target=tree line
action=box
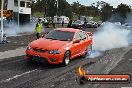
[32,0,131,23]
[0,0,131,23]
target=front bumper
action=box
[25,50,64,64]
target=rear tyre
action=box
[62,51,71,66]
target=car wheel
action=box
[62,51,71,66]
[82,44,92,58]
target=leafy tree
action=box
[114,3,131,18]
[63,7,72,18]
[46,0,58,17]
[71,1,81,16]
[111,3,131,23]
[100,3,114,21]
[44,0,71,17]
[58,0,70,15]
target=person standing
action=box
[35,19,43,39]
[52,20,55,28]
[62,20,64,27]
[67,20,72,28]
[82,22,87,31]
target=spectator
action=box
[35,18,43,39]
[52,21,55,28]
[82,22,87,31]
[62,20,64,27]
[67,20,72,28]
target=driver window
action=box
[80,32,88,40]
[74,32,81,41]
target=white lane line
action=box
[0,69,37,83]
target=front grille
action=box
[31,56,48,63]
[33,48,48,52]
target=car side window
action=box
[80,32,88,40]
[74,32,81,41]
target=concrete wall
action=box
[7,0,14,10]
[19,7,31,14]
[7,0,31,25]
[7,0,31,14]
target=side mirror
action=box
[74,39,81,43]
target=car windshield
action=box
[73,21,81,24]
[123,23,131,26]
[45,30,74,41]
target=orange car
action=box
[25,28,92,66]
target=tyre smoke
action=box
[3,23,36,37]
[88,22,131,58]
[93,22,131,51]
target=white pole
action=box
[1,0,4,42]
[57,0,58,9]
[18,0,20,27]
[56,0,58,27]
[56,0,58,16]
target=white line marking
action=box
[0,69,37,83]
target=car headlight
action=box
[49,50,61,54]
[27,46,32,50]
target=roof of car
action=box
[55,28,81,33]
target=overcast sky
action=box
[66,0,132,8]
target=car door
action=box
[70,32,82,58]
[79,31,90,53]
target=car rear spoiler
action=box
[87,32,93,36]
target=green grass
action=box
[93,16,101,22]
[32,12,44,18]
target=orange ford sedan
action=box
[25,28,92,66]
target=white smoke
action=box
[87,51,103,58]
[3,23,36,37]
[93,22,131,51]
[125,12,132,23]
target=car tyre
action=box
[82,44,92,58]
[62,51,71,66]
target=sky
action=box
[66,0,132,8]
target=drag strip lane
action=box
[1,69,38,83]
[0,46,131,88]
[0,54,98,88]
[89,46,132,88]
[39,46,132,88]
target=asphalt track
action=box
[0,46,132,88]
